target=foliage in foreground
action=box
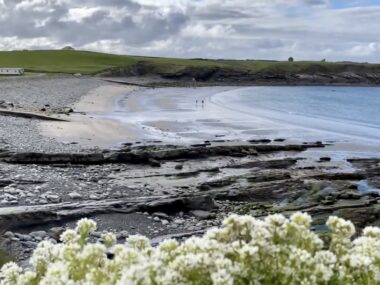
[1,213,380,285]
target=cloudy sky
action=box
[0,0,380,61]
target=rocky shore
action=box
[0,76,103,153]
[1,76,380,265]
[1,141,380,264]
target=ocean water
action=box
[212,86,380,144]
[96,85,380,158]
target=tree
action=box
[62,46,75,51]
[288,57,294,62]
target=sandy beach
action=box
[41,84,141,148]
[41,84,380,159]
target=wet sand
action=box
[41,85,141,148]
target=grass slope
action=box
[0,50,379,76]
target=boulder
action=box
[48,227,65,241]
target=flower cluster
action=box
[1,213,380,285]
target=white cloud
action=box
[0,0,379,62]
[61,7,101,23]
[0,36,59,50]
[348,43,380,57]
[181,24,235,39]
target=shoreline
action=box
[39,83,380,159]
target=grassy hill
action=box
[0,50,138,74]
[0,50,234,75]
[1,50,380,83]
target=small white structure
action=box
[0,68,25,76]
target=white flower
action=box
[102,232,117,248]
[0,262,22,284]
[40,262,74,285]
[327,216,356,238]
[290,212,312,228]
[1,213,380,285]
[126,235,151,251]
[60,229,78,244]
[76,218,97,237]
[348,253,372,268]
[363,226,380,239]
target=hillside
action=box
[1,50,380,85]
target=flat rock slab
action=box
[0,110,67,122]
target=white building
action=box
[0,68,25,75]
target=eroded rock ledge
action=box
[0,143,324,165]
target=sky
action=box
[0,0,380,62]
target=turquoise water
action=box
[224,86,380,128]
[97,85,380,157]
[213,86,380,143]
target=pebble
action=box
[68,192,82,199]
[190,210,214,220]
[89,195,100,200]
[46,194,61,203]
[152,212,170,219]
[4,231,14,238]
[174,219,185,225]
[30,231,48,240]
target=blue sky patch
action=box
[331,0,380,9]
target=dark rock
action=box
[312,172,366,181]
[319,157,331,162]
[48,227,65,241]
[2,144,324,166]
[248,139,271,144]
[141,195,216,214]
[199,176,238,190]
[246,172,291,183]
[227,158,298,170]
[175,164,183,170]
[3,153,105,165]
[334,207,380,229]
[339,192,363,200]
[314,187,337,202]
[184,195,217,211]
[148,158,161,167]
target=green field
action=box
[0,50,379,76]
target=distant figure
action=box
[202,100,205,108]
